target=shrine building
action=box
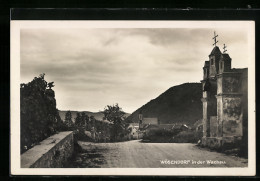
[201,32,248,151]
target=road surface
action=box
[66,140,248,168]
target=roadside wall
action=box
[21,131,74,168]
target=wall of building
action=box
[208,80,218,116]
[222,96,243,137]
[131,127,139,139]
[217,73,243,137]
[21,131,74,168]
[202,101,208,137]
[223,75,241,93]
[216,96,223,137]
[209,56,217,77]
[241,69,248,152]
[217,76,223,95]
[210,116,218,137]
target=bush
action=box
[20,74,62,153]
[170,130,198,143]
[143,128,178,142]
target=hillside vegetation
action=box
[59,110,130,122]
[126,83,202,126]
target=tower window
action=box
[210,58,214,66]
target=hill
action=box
[59,110,130,122]
[126,83,202,126]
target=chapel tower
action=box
[201,32,247,150]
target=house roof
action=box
[129,123,139,127]
[100,119,113,124]
[143,118,158,125]
[143,124,175,131]
[145,124,159,129]
[157,124,175,130]
[128,123,139,130]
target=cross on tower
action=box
[212,31,218,47]
[223,44,227,53]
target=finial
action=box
[223,44,227,53]
[212,31,218,47]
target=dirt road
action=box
[67,140,248,168]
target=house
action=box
[139,117,159,129]
[128,123,140,139]
[200,32,248,150]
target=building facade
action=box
[139,115,159,129]
[128,123,140,139]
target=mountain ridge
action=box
[126,82,202,126]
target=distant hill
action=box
[59,110,130,122]
[126,83,202,126]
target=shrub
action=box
[143,128,178,142]
[170,130,198,143]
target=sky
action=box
[20,28,250,113]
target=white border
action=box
[10,21,256,176]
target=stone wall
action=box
[21,131,74,168]
[201,136,242,150]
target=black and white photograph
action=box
[10,21,255,176]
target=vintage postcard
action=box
[11,21,255,176]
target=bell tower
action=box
[201,31,219,138]
[209,31,222,77]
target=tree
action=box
[20,73,60,153]
[103,104,126,141]
[74,112,87,129]
[74,112,89,141]
[80,112,88,129]
[74,112,81,127]
[64,110,73,129]
[89,115,95,128]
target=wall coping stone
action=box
[21,131,73,168]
